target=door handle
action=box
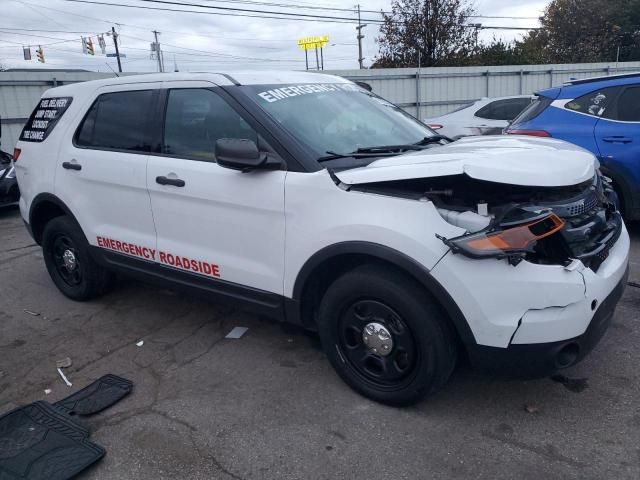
[602,136,632,144]
[62,161,81,171]
[156,175,185,187]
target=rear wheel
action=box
[318,264,457,406]
[42,216,113,300]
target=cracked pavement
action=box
[1,206,639,479]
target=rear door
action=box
[595,85,640,211]
[146,82,286,295]
[56,84,160,261]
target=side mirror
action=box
[215,138,280,172]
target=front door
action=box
[146,85,286,294]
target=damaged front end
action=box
[354,171,622,273]
[432,173,622,272]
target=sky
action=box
[0,0,548,72]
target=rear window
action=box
[75,90,154,151]
[20,97,72,142]
[475,98,532,121]
[510,95,553,125]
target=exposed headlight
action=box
[6,167,16,178]
[439,213,565,259]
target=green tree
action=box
[372,0,478,68]
[518,0,640,63]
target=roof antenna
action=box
[105,62,120,77]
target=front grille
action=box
[566,192,598,217]
[535,181,621,272]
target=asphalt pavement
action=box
[1,205,639,480]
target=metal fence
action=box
[2,61,640,149]
[329,61,640,119]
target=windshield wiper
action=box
[415,134,453,145]
[353,135,453,155]
[317,150,400,162]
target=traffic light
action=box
[86,37,95,55]
[36,46,44,63]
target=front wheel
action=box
[318,264,457,406]
[42,216,113,300]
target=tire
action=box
[318,264,457,406]
[42,216,113,300]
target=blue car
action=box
[506,73,640,219]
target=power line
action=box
[145,0,541,18]
[59,0,540,29]
[15,0,293,42]
[0,27,98,34]
[60,0,373,23]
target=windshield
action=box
[243,83,436,159]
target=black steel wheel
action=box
[51,234,83,287]
[318,264,457,406]
[42,216,113,300]
[338,299,418,390]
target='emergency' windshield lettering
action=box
[257,83,359,103]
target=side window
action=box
[163,88,258,162]
[76,90,154,151]
[605,86,640,122]
[475,98,531,121]
[565,87,619,117]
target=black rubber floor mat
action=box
[0,401,105,480]
[54,374,133,416]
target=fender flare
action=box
[28,192,81,243]
[290,241,476,345]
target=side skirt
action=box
[89,246,287,320]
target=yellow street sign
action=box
[297,35,329,50]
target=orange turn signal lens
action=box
[450,213,565,258]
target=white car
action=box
[424,95,533,139]
[14,72,629,406]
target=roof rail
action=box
[564,72,640,86]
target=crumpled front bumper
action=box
[466,264,628,377]
[430,222,630,375]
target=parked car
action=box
[506,73,640,219]
[0,120,19,207]
[424,95,533,138]
[14,72,629,406]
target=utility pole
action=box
[152,30,164,73]
[111,26,122,73]
[356,4,367,69]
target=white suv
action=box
[14,71,629,405]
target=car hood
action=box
[334,135,596,187]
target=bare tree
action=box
[373,0,477,68]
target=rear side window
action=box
[163,88,258,162]
[603,86,640,122]
[76,90,153,151]
[564,87,619,117]
[475,98,532,121]
[20,97,72,142]
[510,95,553,125]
